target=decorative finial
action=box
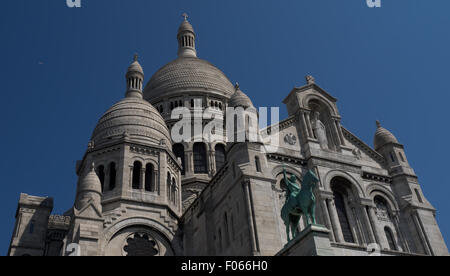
[376,120,381,128]
[235,82,240,91]
[133,54,138,62]
[90,162,96,171]
[306,75,315,85]
[182,13,189,22]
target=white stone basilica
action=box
[8,17,449,256]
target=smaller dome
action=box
[229,83,254,108]
[79,163,102,195]
[127,55,144,75]
[91,97,171,147]
[374,121,399,150]
[75,163,102,211]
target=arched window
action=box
[193,143,207,174]
[390,152,396,163]
[374,196,391,221]
[132,161,142,190]
[171,177,177,204]
[415,189,423,203]
[145,164,154,192]
[109,163,116,191]
[215,144,226,171]
[255,156,261,172]
[97,165,105,192]
[173,144,185,175]
[384,227,397,251]
[333,190,355,243]
[167,172,171,200]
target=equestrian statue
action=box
[280,167,320,242]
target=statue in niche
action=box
[312,111,328,150]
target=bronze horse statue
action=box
[281,167,319,242]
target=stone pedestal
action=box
[276,224,334,256]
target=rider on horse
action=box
[281,166,319,243]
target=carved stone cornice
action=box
[362,171,392,184]
[266,153,307,167]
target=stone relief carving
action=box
[284,133,297,145]
[375,201,391,222]
[352,148,362,160]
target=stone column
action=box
[209,149,216,175]
[242,180,259,255]
[361,205,377,244]
[335,119,346,146]
[140,168,145,191]
[350,205,366,245]
[184,151,190,174]
[332,119,343,148]
[129,166,133,189]
[154,170,159,194]
[321,199,335,242]
[300,111,310,139]
[367,206,382,244]
[392,212,409,253]
[412,211,432,255]
[345,200,360,244]
[327,199,344,243]
[304,112,314,139]
[185,150,194,174]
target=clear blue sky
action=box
[0,0,449,254]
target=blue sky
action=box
[0,0,449,254]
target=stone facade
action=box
[8,17,449,256]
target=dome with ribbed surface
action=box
[143,57,235,101]
[127,60,143,74]
[91,97,171,147]
[374,121,399,150]
[229,84,254,108]
[75,163,102,211]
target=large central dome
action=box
[144,57,235,101]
